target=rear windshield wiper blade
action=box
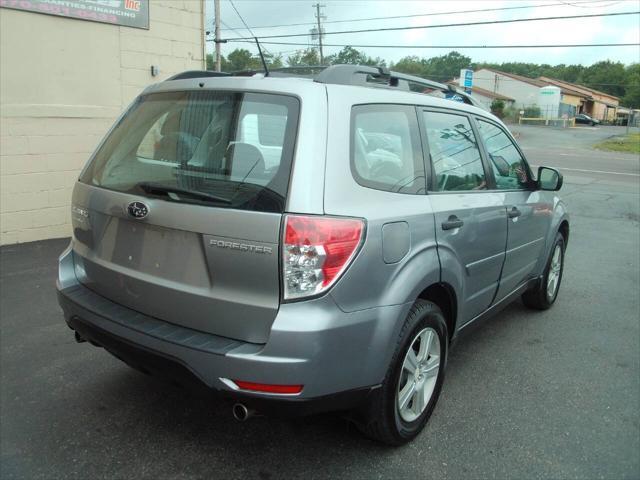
[136,182,232,205]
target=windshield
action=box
[80,90,300,213]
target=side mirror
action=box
[537,166,563,191]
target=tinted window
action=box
[422,111,486,191]
[477,119,530,190]
[351,104,425,194]
[80,91,299,213]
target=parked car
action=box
[57,65,569,445]
[575,113,600,126]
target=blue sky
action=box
[205,0,640,66]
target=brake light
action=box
[283,215,365,300]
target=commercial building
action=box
[472,68,589,117]
[471,68,620,122]
[448,82,515,112]
[538,76,619,122]
[1,0,206,245]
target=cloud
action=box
[208,0,640,66]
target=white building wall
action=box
[0,1,205,245]
[473,69,541,108]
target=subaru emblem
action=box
[127,201,149,219]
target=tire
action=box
[358,300,448,446]
[522,232,565,310]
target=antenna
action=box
[254,37,270,76]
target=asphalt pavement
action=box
[1,125,639,479]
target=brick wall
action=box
[0,1,205,245]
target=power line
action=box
[226,40,640,49]
[228,0,257,38]
[218,0,616,31]
[558,0,622,7]
[220,19,245,39]
[227,0,273,57]
[222,10,640,41]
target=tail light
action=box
[283,215,365,300]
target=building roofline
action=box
[447,81,515,101]
[475,68,591,99]
[537,76,619,101]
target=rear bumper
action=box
[57,243,409,415]
[64,310,374,417]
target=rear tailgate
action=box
[71,88,301,344]
[72,184,280,344]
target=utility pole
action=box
[214,0,221,72]
[313,3,325,65]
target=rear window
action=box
[80,91,299,213]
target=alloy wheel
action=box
[547,244,563,300]
[397,327,441,423]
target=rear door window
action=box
[80,91,299,213]
[350,104,425,194]
[421,111,487,192]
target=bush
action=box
[524,105,541,118]
[502,106,518,123]
[490,99,505,118]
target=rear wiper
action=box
[136,182,232,205]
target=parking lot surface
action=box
[1,125,639,479]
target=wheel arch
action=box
[558,219,570,246]
[417,282,458,341]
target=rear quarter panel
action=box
[535,194,569,274]
[321,85,444,311]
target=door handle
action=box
[508,207,522,219]
[442,215,464,230]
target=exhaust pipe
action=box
[74,331,87,343]
[232,403,254,422]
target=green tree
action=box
[325,46,386,67]
[286,48,321,67]
[578,60,627,97]
[622,63,640,108]
[224,48,262,71]
[392,51,471,82]
[391,55,428,77]
[207,49,638,107]
[267,53,284,69]
[423,51,472,81]
[205,49,284,72]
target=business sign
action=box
[459,69,473,94]
[0,0,149,29]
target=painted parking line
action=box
[531,165,640,177]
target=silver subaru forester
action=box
[57,65,569,445]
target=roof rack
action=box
[231,66,327,78]
[314,65,480,107]
[166,71,230,81]
[164,65,481,108]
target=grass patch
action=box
[594,133,640,154]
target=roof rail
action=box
[230,66,327,78]
[166,71,231,81]
[314,64,480,108]
[163,65,482,108]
